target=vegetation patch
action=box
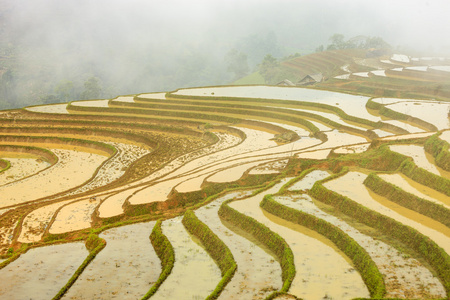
[260,194,386,298]
[182,210,236,299]
[142,220,175,299]
[218,198,295,299]
[424,133,450,171]
[363,172,450,228]
[309,168,450,296]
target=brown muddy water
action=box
[389,144,450,177]
[0,149,108,207]
[274,193,445,299]
[50,197,101,234]
[230,179,370,300]
[19,199,73,243]
[25,103,69,114]
[379,173,450,208]
[0,242,88,300]
[62,222,160,299]
[0,157,50,186]
[324,171,450,254]
[195,191,282,299]
[150,217,222,300]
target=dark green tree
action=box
[80,76,102,100]
[259,54,280,84]
[55,80,74,102]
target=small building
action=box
[297,73,323,85]
[277,79,295,86]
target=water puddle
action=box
[151,217,221,300]
[0,149,108,208]
[97,188,141,218]
[249,159,288,175]
[0,242,88,300]
[334,143,370,154]
[173,86,378,123]
[63,222,160,299]
[386,101,450,130]
[70,99,110,108]
[25,103,69,114]
[390,144,450,177]
[379,173,450,208]
[19,199,73,243]
[0,157,50,186]
[207,160,273,183]
[296,149,330,160]
[274,194,445,298]
[288,170,330,191]
[194,191,282,299]
[324,171,450,254]
[230,179,369,299]
[49,198,101,234]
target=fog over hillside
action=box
[0,0,449,109]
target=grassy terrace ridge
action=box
[218,195,295,299]
[0,158,10,173]
[182,210,236,300]
[260,194,386,298]
[0,116,205,138]
[0,144,58,165]
[0,126,158,149]
[52,234,106,300]
[143,220,175,299]
[309,167,450,297]
[363,172,450,228]
[425,133,450,172]
[164,86,408,135]
[115,93,379,140]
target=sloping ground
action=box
[0,67,449,299]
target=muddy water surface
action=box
[379,173,450,208]
[207,160,273,183]
[334,143,370,154]
[70,99,110,107]
[0,149,108,207]
[195,191,282,299]
[0,242,88,300]
[288,170,330,192]
[19,199,73,243]
[97,187,140,218]
[25,103,69,114]
[230,179,370,300]
[151,217,221,300]
[0,157,50,186]
[249,159,288,175]
[50,198,101,234]
[390,144,450,177]
[381,132,434,141]
[324,171,450,254]
[63,222,160,300]
[386,100,450,130]
[274,194,445,298]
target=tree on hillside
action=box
[326,34,391,51]
[225,48,249,80]
[55,80,74,102]
[259,54,280,83]
[81,76,102,100]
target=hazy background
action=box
[1,0,449,109]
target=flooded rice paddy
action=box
[1,85,449,299]
[63,222,160,299]
[324,171,450,254]
[231,179,370,300]
[151,217,221,300]
[0,243,88,300]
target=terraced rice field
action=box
[0,81,449,299]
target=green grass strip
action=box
[366,98,438,132]
[309,169,450,296]
[141,220,175,299]
[364,173,450,228]
[182,210,237,300]
[0,158,11,174]
[260,194,386,298]
[218,199,295,299]
[52,234,106,300]
[400,159,450,197]
[424,133,450,172]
